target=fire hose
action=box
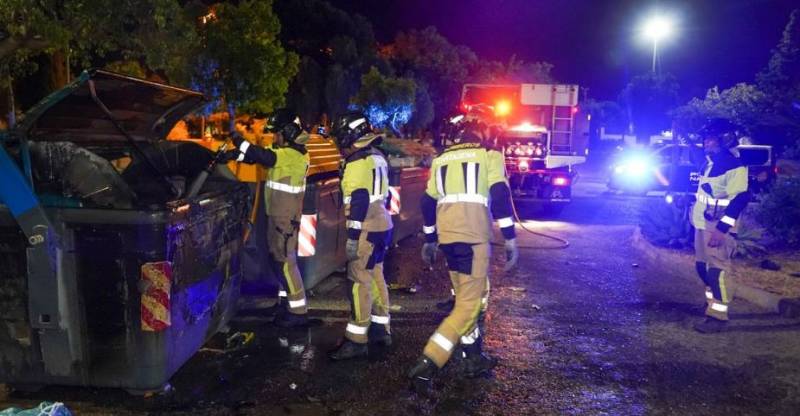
[490,198,570,250]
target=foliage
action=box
[639,196,693,249]
[755,177,800,247]
[407,81,435,134]
[0,0,200,86]
[353,67,416,135]
[585,99,627,133]
[733,225,767,259]
[274,0,377,123]
[620,72,679,142]
[671,83,767,140]
[192,0,298,118]
[385,26,477,124]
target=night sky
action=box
[329,0,798,101]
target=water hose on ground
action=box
[492,198,570,250]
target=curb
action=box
[631,227,785,313]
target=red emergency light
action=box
[553,176,569,186]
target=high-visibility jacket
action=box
[235,141,309,218]
[421,141,516,245]
[342,147,393,239]
[691,150,750,233]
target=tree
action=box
[407,81,435,135]
[385,26,477,125]
[324,64,351,122]
[286,56,324,125]
[192,0,298,122]
[671,84,768,140]
[0,0,200,126]
[620,72,679,143]
[756,9,800,150]
[352,66,416,136]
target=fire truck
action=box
[460,83,589,210]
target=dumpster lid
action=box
[17,69,207,144]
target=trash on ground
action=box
[508,286,527,292]
[0,402,72,416]
[760,259,782,271]
[226,332,256,350]
[531,304,542,311]
[631,263,639,268]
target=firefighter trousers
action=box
[268,215,307,315]
[345,229,393,344]
[694,222,736,321]
[424,242,490,368]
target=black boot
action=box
[436,298,455,312]
[368,323,392,346]
[407,356,437,396]
[328,340,368,360]
[274,312,309,328]
[694,317,728,334]
[462,338,497,378]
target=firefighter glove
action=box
[346,238,359,261]
[421,242,438,266]
[503,238,519,272]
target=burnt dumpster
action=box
[296,174,347,289]
[0,70,248,392]
[388,166,430,245]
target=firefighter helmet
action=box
[265,108,308,145]
[698,118,739,148]
[331,112,383,149]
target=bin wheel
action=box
[9,383,44,393]
[125,383,174,397]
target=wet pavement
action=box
[2,165,800,415]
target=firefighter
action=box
[691,118,750,334]
[408,117,519,395]
[328,112,394,360]
[226,109,311,328]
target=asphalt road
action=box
[2,164,799,415]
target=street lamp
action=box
[642,16,673,73]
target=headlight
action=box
[628,159,649,176]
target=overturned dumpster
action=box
[0,70,248,392]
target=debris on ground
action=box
[0,402,72,416]
[632,263,639,268]
[226,332,256,350]
[531,304,542,311]
[760,259,782,271]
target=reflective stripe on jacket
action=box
[342,148,393,233]
[691,151,749,232]
[425,143,509,244]
[265,146,310,218]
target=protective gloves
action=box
[503,238,519,272]
[421,242,438,266]
[346,238,359,261]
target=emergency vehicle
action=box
[460,83,589,210]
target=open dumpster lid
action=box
[16,69,207,144]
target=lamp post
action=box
[642,16,673,73]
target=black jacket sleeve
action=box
[717,191,751,233]
[421,193,438,243]
[347,189,370,240]
[231,133,277,168]
[490,182,516,240]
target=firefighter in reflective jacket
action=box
[227,109,311,328]
[691,119,750,334]
[408,118,519,394]
[328,112,394,360]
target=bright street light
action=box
[642,15,674,73]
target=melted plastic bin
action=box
[0,70,248,392]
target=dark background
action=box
[329,0,798,100]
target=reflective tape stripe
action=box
[460,327,480,345]
[346,323,368,335]
[389,186,401,215]
[710,302,728,312]
[266,180,305,194]
[430,332,454,352]
[237,141,251,162]
[720,216,736,227]
[697,194,731,207]
[423,225,436,234]
[298,214,317,257]
[347,220,363,230]
[466,162,477,194]
[497,217,514,228]
[438,194,489,206]
[288,298,306,308]
[371,315,390,324]
[436,167,445,195]
[450,288,455,296]
[705,290,713,300]
[343,195,386,204]
[278,291,287,298]
[349,118,367,129]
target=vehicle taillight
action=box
[553,176,569,186]
[518,159,529,172]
